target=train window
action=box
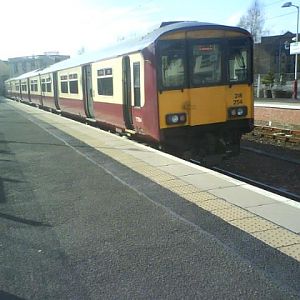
[69,74,78,80]
[158,40,186,90]
[105,68,112,76]
[69,74,78,94]
[30,80,38,92]
[46,77,52,92]
[41,79,46,92]
[161,52,185,88]
[61,81,68,93]
[228,39,250,83]
[69,80,78,94]
[190,44,222,86]
[133,62,141,107]
[97,68,113,96]
[21,84,27,92]
[98,78,113,96]
[47,82,52,93]
[97,69,105,76]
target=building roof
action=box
[8,21,250,81]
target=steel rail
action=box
[240,146,300,165]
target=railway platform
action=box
[254,97,300,129]
[1,97,300,299]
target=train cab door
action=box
[122,56,134,130]
[53,71,60,110]
[82,64,94,119]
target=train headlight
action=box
[230,108,237,117]
[228,106,247,118]
[171,115,179,123]
[237,107,246,116]
[166,113,187,125]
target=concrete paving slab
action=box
[124,151,177,166]
[248,203,300,233]
[158,164,205,177]
[210,186,277,208]
[181,173,236,191]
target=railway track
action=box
[240,145,300,165]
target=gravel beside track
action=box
[218,137,300,196]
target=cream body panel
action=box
[58,66,82,100]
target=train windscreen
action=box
[157,37,252,90]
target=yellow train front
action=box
[155,22,254,161]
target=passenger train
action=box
[5,21,254,162]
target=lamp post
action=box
[282,2,299,99]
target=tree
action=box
[238,0,265,43]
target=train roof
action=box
[9,21,250,80]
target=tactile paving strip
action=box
[229,217,279,233]
[278,244,300,261]
[252,228,300,248]
[196,199,234,212]
[212,207,255,221]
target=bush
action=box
[261,72,275,87]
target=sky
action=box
[0,0,298,60]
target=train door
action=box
[187,40,226,125]
[82,64,94,118]
[39,74,44,106]
[19,80,22,100]
[53,72,60,110]
[27,78,31,102]
[122,56,134,130]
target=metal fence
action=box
[254,73,296,98]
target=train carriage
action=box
[5,21,254,162]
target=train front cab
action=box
[156,27,254,159]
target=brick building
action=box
[254,31,295,76]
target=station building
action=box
[8,52,70,78]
